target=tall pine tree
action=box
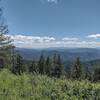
[93,68,100,82]
[29,59,38,74]
[15,54,24,75]
[45,56,51,75]
[51,54,63,78]
[56,54,63,77]
[38,54,45,74]
[71,57,82,79]
[0,4,13,69]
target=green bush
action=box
[0,69,99,100]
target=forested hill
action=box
[16,48,100,62]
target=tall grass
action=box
[0,69,99,100]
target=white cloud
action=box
[62,37,79,41]
[41,0,58,4]
[10,35,55,43]
[8,35,56,48]
[88,34,100,39]
[8,34,100,48]
[47,0,58,3]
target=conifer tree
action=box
[0,5,13,68]
[51,54,63,78]
[45,56,51,75]
[56,54,63,77]
[53,53,57,64]
[93,68,100,82]
[29,59,38,74]
[38,54,45,74]
[0,5,12,50]
[15,54,24,75]
[71,57,82,79]
[50,53,58,77]
[85,67,92,81]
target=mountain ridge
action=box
[15,48,100,62]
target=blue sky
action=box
[1,0,100,48]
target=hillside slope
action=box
[0,69,100,100]
[16,48,100,62]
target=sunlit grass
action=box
[0,69,99,100]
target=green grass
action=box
[0,69,99,100]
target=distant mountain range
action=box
[15,48,100,62]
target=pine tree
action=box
[29,59,38,74]
[51,54,63,78]
[53,53,57,64]
[0,6,13,69]
[11,46,16,73]
[0,5,12,50]
[93,68,100,82]
[71,57,82,79]
[50,53,58,77]
[38,54,45,74]
[15,54,24,75]
[85,67,92,81]
[56,54,63,77]
[45,56,51,75]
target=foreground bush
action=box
[0,69,99,100]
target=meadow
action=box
[0,69,99,100]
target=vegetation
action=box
[0,1,100,99]
[13,54,25,75]
[0,5,13,69]
[0,69,99,100]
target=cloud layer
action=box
[47,0,58,3]
[41,0,58,4]
[88,34,100,39]
[62,37,79,41]
[8,34,100,48]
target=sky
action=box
[1,0,100,48]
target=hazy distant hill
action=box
[15,48,100,62]
[83,59,100,71]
